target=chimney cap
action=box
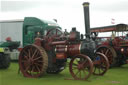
[83,2,89,6]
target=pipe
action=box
[51,41,67,45]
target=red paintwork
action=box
[54,43,81,59]
[51,41,67,45]
[56,53,67,59]
[18,48,23,52]
[91,27,116,32]
[56,45,67,53]
[97,37,128,57]
[19,2,110,80]
[69,32,76,41]
[91,24,128,33]
[91,24,128,65]
[6,37,12,42]
[34,38,42,46]
[67,44,81,56]
[41,28,82,59]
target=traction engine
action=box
[19,2,109,80]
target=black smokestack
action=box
[83,2,90,38]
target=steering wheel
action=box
[45,28,64,42]
[46,28,63,37]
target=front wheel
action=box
[93,52,109,75]
[69,54,93,80]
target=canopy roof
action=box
[91,24,128,32]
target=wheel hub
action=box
[28,58,34,65]
[77,64,84,70]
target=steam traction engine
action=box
[91,24,128,67]
[19,2,109,80]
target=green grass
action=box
[1,62,128,85]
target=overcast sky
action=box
[0,0,128,33]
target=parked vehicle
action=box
[91,24,128,67]
[0,17,61,60]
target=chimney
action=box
[83,2,90,38]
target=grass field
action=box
[1,62,128,85]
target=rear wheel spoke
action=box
[23,50,29,57]
[35,60,43,63]
[35,65,41,73]
[34,62,43,67]
[32,49,38,59]
[31,66,35,72]
[33,56,42,61]
[25,65,30,72]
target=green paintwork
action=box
[23,17,61,47]
[0,41,20,48]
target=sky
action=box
[0,0,128,34]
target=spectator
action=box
[6,37,12,42]
[111,33,115,40]
[125,34,128,40]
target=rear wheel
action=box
[19,45,48,78]
[96,46,117,67]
